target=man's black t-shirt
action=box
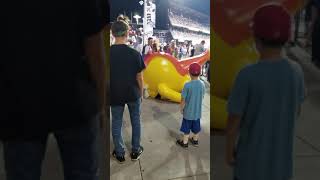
[0,0,109,140]
[110,44,145,106]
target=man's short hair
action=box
[111,20,129,37]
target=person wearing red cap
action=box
[176,63,205,148]
[226,4,305,180]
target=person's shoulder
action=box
[110,45,117,52]
[184,81,192,88]
[285,58,303,75]
[126,45,141,56]
[236,63,257,78]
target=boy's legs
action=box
[54,116,99,180]
[179,119,191,144]
[3,137,48,180]
[111,105,126,156]
[182,134,190,144]
[127,99,142,153]
[191,119,201,140]
[192,133,199,141]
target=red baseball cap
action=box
[252,4,291,43]
[189,63,201,76]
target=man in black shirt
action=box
[1,0,108,179]
[110,18,145,163]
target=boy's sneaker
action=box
[176,139,188,148]
[189,138,199,147]
[112,151,125,164]
[131,146,144,161]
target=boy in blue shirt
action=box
[177,63,206,148]
[226,4,305,180]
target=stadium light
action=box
[133,14,141,24]
[139,0,144,6]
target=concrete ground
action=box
[0,128,108,180]
[0,83,210,180]
[110,82,211,180]
[212,46,320,180]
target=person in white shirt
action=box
[134,36,143,55]
[143,37,153,56]
[194,40,206,56]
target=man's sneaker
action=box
[189,138,199,147]
[131,146,144,161]
[176,139,188,148]
[112,151,125,164]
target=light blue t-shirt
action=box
[227,59,305,180]
[182,80,205,120]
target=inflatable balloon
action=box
[212,0,304,129]
[143,51,210,103]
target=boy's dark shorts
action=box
[180,118,201,134]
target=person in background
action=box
[117,14,130,24]
[309,0,320,67]
[226,5,305,180]
[182,43,188,59]
[142,37,153,58]
[134,36,143,55]
[190,44,195,57]
[194,40,206,56]
[110,18,145,164]
[152,39,159,53]
[163,42,168,52]
[165,42,173,55]
[173,42,179,58]
[304,0,313,47]
[1,0,108,180]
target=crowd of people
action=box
[169,11,210,33]
[137,37,208,61]
[170,29,210,46]
[168,0,210,34]
[169,0,210,23]
[110,22,208,61]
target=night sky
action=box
[110,0,210,21]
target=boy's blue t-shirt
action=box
[227,59,305,180]
[182,80,205,120]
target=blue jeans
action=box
[3,117,99,180]
[111,99,141,156]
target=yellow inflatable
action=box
[212,0,304,129]
[143,51,210,103]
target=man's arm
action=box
[137,72,144,98]
[84,30,107,114]
[226,114,241,166]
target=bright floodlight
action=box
[139,0,144,6]
[133,14,141,24]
